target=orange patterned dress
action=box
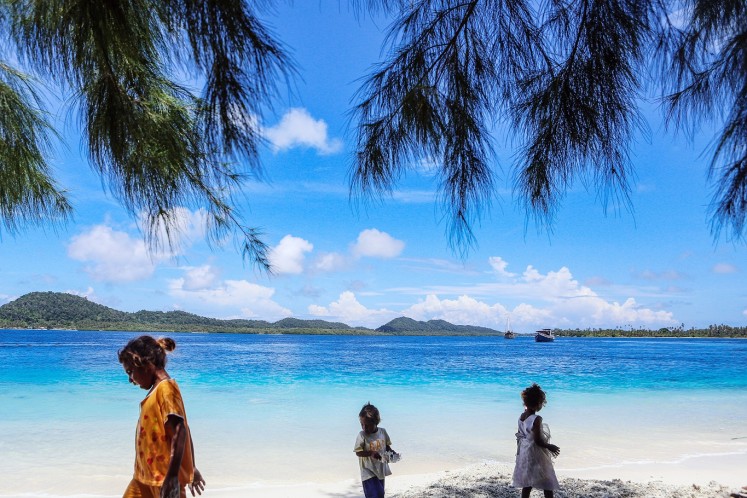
[133,379,194,487]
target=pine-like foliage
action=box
[352,0,747,248]
[0,1,744,260]
[2,0,293,265]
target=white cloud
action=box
[511,265,676,327]
[181,265,221,291]
[712,263,738,274]
[351,229,405,259]
[264,108,342,155]
[404,294,509,328]
[65,286,96,300]
[261,229,403,276]
[308,230,405,273]
[139,207,210,254]
[64,287,112,307]
[308,291,397,327]
[67,225,162,282]
[168,278,291,320]
[269,235,314,274]
[489,256,515,278]
[67,208,212,283]
[388,258,678,330]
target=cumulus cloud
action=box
[181,265,221,291]
[311,229,405,272]
[254,229,404,277]
[351,229,405,259]
[712,263,738,274]
[264,108,342,154]
[489,256,515,278]
[388,257,678,329]
[68,208,213,283]
[514,265,676,327]
[263,229,404,276]
[168,278,291,320]
[308,291,397,327]
[68,225,162,282]
[139,207,210,254]
[405,294,510,328]
[269,235,314,274]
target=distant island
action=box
[0,292,745,337]
[0,292,502,336]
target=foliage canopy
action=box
[0,0,744,262]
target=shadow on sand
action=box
[321,480,366,498]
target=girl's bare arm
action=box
[188,432,205,496]
[532,416,560,456]
[161,415,188,498]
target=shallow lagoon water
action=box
[1,330,746,496]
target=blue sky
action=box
[0,4,744,331]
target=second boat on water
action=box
[535,329,555,342]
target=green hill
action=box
[7,292,741,337]
[0,294,504,335]
[0,292,370,334]
[376,316,501,335]
[274,317,351,330]
[0,292,507,335]
[0,291,127,325]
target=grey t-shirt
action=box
[354,427,392,481]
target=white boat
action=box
[504,317,515,339]
[535,329,555,342]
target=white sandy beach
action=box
[6,393,746,498]
[193,452,747,498]
[392,462,739,498]
[195,462,745,498]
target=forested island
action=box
[0,292,745,337]
[554,325,747,338]
[0,292,501,336]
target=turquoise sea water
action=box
[2,329,746,496]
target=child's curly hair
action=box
[521,383,548,411]
[359,402,381,425]
[118,335,175,369]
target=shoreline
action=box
[164,459,744,498]
[391,462,737,498]
[160,449,747,498]
[3,327,747,339]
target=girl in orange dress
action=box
[118,336,205,498]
